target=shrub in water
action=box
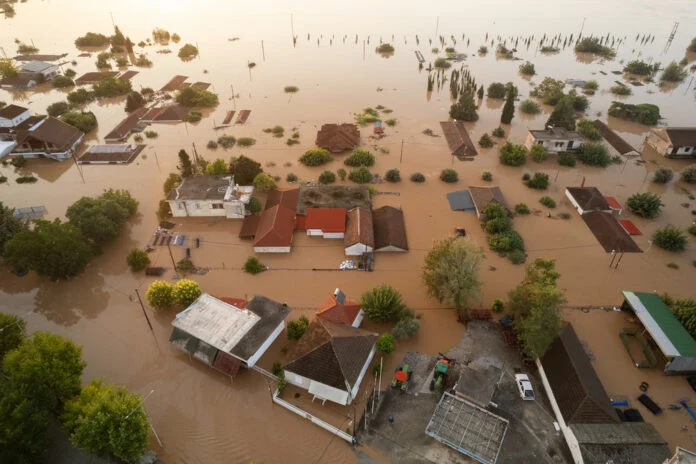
[653,226,688,252]
[481,171,493,182]
[385,168,401,183]
[558,153,576,167]
[126,249,150,272]
[440,169,458,183]
[244,256,265,274]
[653,167,674,184]
[515,203,531,215]
[377,333,396,354]
[344,148,375,167]
[410,172,425,183]
[499,142,527,166]
[525,172,549,190]
[146,281,174,309]
[478,133,494,148]
[287,316,309,340]
[626,192,663,218]
[539,196,556,208]
[529,144,548,162]
[318,170,336,184]
[348,167,372,184]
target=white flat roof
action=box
[172,293,260,353]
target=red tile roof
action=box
[304,208,346,233]
[253,204,296,248]
[317,294,362,325]
[265,188,299,211]
[344,207,374,248]
[218,297,249,308]
[295,215,307,230]
[619,220,642,235]
[604,196,623,210]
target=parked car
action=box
[515,374,535,400]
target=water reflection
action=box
[33,271,110,326]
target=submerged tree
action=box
[449,86,478,121]
[500,85,516,124]
[545,93,577,131]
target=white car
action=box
[515,374,535,400]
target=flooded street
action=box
[2,1,696,462]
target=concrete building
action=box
[166,176,253,219]
[646,128,696,158]
[525,128,584,153]
[0,104,31,128]
[18,60,59,79]
[10,117,84,161]
[302,208,346,239]
[565,187,612,215]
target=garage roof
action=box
[622,291,696,358]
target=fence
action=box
[272,392,355,444]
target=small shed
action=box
[621,291,696,374]
[565,187,612,215]
[344,207,374,256]
[469,187,509,219]
[372,206,408,252]
[440,121,478,158]
[446,190,477,213]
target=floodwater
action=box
[1,1,696,462]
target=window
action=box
[177,202,185,210]
[555,142,564,148]
[537,141,544,145]
[212,203,224,209]
[195,203,201,209]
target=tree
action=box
[62,380,149,463]
[391,316,420,339]
[519,61,535,75]
[299,149,331,166]
[0,313,26,361]
[682,165,696,184]
[178,150,193,177]
[92,77,132,98]
[479,133,494,148]
[287,316,309,340]
[52,75,74,88]
[525,172,549,190]
[671,298,696,337]
[361,285,406,322]
[4,220,92,280]
[377,333,395,354]
[652,167,674,184]
[608,102,661,125]
[318,170,336,184]
[0,385,51,463]
[66,197,129,247]
[519,99,540,114]
[422,237,484,316]
[46,101,69,117]
[661,61,687,82]
[626,192,663,218]
[449,86,478,121]
[126,249,150,272]
[546,93,577,131]
[384,168,401,183]
[0,201,28,254]
[173,279,201,307]
[577,142,611,167]
[125,91,145,113]
[508,259,566,358]
[75,32,110,47]
[440,169,458,183]
[487,82,506,98]
[499,142,527,166]
[344,148,375,167]
[175,86,218,107]
[163,173,182,195]
[178,43,199,58]
[653,226,688,252]
[243,256,265,274]
[205,158,230,176]
[530,77,565,105]
[67,88,96,106]
[348,167,372,184]
[0,59,17,79]
[230,155,262,185]
[477,85,484,100]
[253,173,277,191]
[60,111,98,133]
[246,196,262,214]
[146,281,174,309]
[577,119,602,140]
[623,60,655,75]
[500,88,515,124]
[529,144,548,162]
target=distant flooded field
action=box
[2,1,696,462]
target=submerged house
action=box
[166,176,253,219]
[10,116,84,161]
[253,189,299,253]
[646,128,696,158]
[0,104,31,128]
[525,128,584,153]
[469,186,510,219]
[344,207,374,256]
[300,208,346,239]
[170,294,290,374]
[372,206,408,252]
[283,319,377,405]
[565,187,612,215]
[17,60,59,80]
[316,288,364,328]
[315,123,360,153]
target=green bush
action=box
[485,216,513,234]
[318,170,336,184]
[144,130,158,138]
[286,173,297,183]
[530,144,548,162]
[246,196,262,214]
[237,137,255,147]
[176,258,195,273]
[483,203,509,220]
[411,172,425,183]
[385,168,401,182]
[15,175,37,184]
[492,127,505,137]
[479,133,494,148]
[653,167,674,184]
[558,153,577,167]
[175,86,219,107]
[577,143,611,167]
[653,226,688,252]
[52,75,74,88]
[583,80,599,91]
[361,284,406,322]
[608,102,660,125]
[385,118,397,127]
[348,167,372,184]
[575,37,615,58]
[688,225,696,236]
[376,43,395,53]
[481,171,493,182]
[344,148,375,167]
[661,61,687,82]
[126,249,150,272]
[75,32,111,47]
[434,57,451,69]
[392,317,420,340]
[539,196,556,208]
[207,140,218,149]
[61,111,98,133]
[93,76,131,98]
[287,316,309,340]
[623,60,655,75]
[47,101,69,117]
[681,165,696,184]
[519,62,535,75]
[488,230,525,252]
[627,192,663,218]
[67,88,95,106]
[610,85,632,96]
[253,173,277,190]
[440,169,458,183]
[377,333,396,354]
[487,82,506,98]
[299,148,332,166]
[525,172,549,190]
[508,249,526,264]
[272,362,282,376]
[337,168,347,181]
[244,256,265,274]
[491,299,504,313]
[577,119,602,141]
[216,135,236,148]
[173,279,201,307]
[146,281,174,309]
[284,85,299,93]
[499,142,527,166]
[519,99,541,114]
[515,203,531,215]
[178,43,198,58]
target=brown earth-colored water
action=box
[2,1,696,463]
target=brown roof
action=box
[265,188,300,211]
[581,212,642,253]
[566,187,611,211]
[317,292,362,325]
[17,117,83,148]
[440,121,478,158]
[0,76,37,87]
[284,319,377,391]
[104,107,147,141]
[253,205,296,248]
[74,71,119,84]
[540,324,621,425]
[372,206,408,251]
[593,120,637,155]
[344,207,374,248]
[78,144,145,164]
[0,104,29,120]
[315,123,360,153]
[663,128,696,148]
[469,186,509,217]
[160,75,189,92]
[140,105,188,122]
[239,215,260,239]
[118,70,139,81]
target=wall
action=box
[253,246,291,253]
[352,310,364,328]
[0,110,30,128]
[272,393,354,444]
[224,202,245,219]
[375,245,407,253]
[646,132,670,156]
[323,232,344,239]
[565,189,584,215]
[284,370,311,389]
[307,229,324,236]
[247,321,285,368]
[345,243,372,256]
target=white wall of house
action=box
[168,199,246,218]
[375,245,407,253]
[674,146,695,157]
[307,229,345,239]
[345,243,373,256]
[565,189,585,215]
[246,321,285,368]
[352,310,364,328]
[283,371,351,405]
[224,202,245,219]
[350,345,376,400]
[0,110,30,128]
[253,246,291,253]
[324,232,344,239]
[525,132,583,153]
[12,133,84,161]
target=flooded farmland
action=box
[2,0,696,462]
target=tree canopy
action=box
[361,285,406,322]
[449,86,479,121]
[0,201,28,254]
[61,111,98,133]
[66,190,138,247]
[530,77,565,105]
[125,91,145,113]
[178,150,194,178]
[545,93,577,131]
[0,312,26,360]
[93,76,132,98]
[175,86,219,108]
[205,158,230,176]
[230,155,262,185]
[422,237,485,315]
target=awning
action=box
[622,291,696,358]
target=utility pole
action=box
[231,85,236,109]
[153,150,160,172]
[614,250,624,269]
[261,41,265,61]
[399,139,404,164]
[134,289,154,334]
[378,357,383,401]
[580,17,586,36]
[110,11,115,28]
[71,152,85,183]
[435,16,439,37]
[167,243,178,274]
[290,13,294,38]
[363,40,365,60]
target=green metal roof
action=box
[622,291,696,358]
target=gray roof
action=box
[566,187,611,211]
[529,127,583,141]
[447,190,476,212]
[578,443,670,464]
[230,296,291,360]
[570,423,666,445]
[166,176,232,201]
[19,60,55,73]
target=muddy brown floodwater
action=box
[2,1,696,463]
